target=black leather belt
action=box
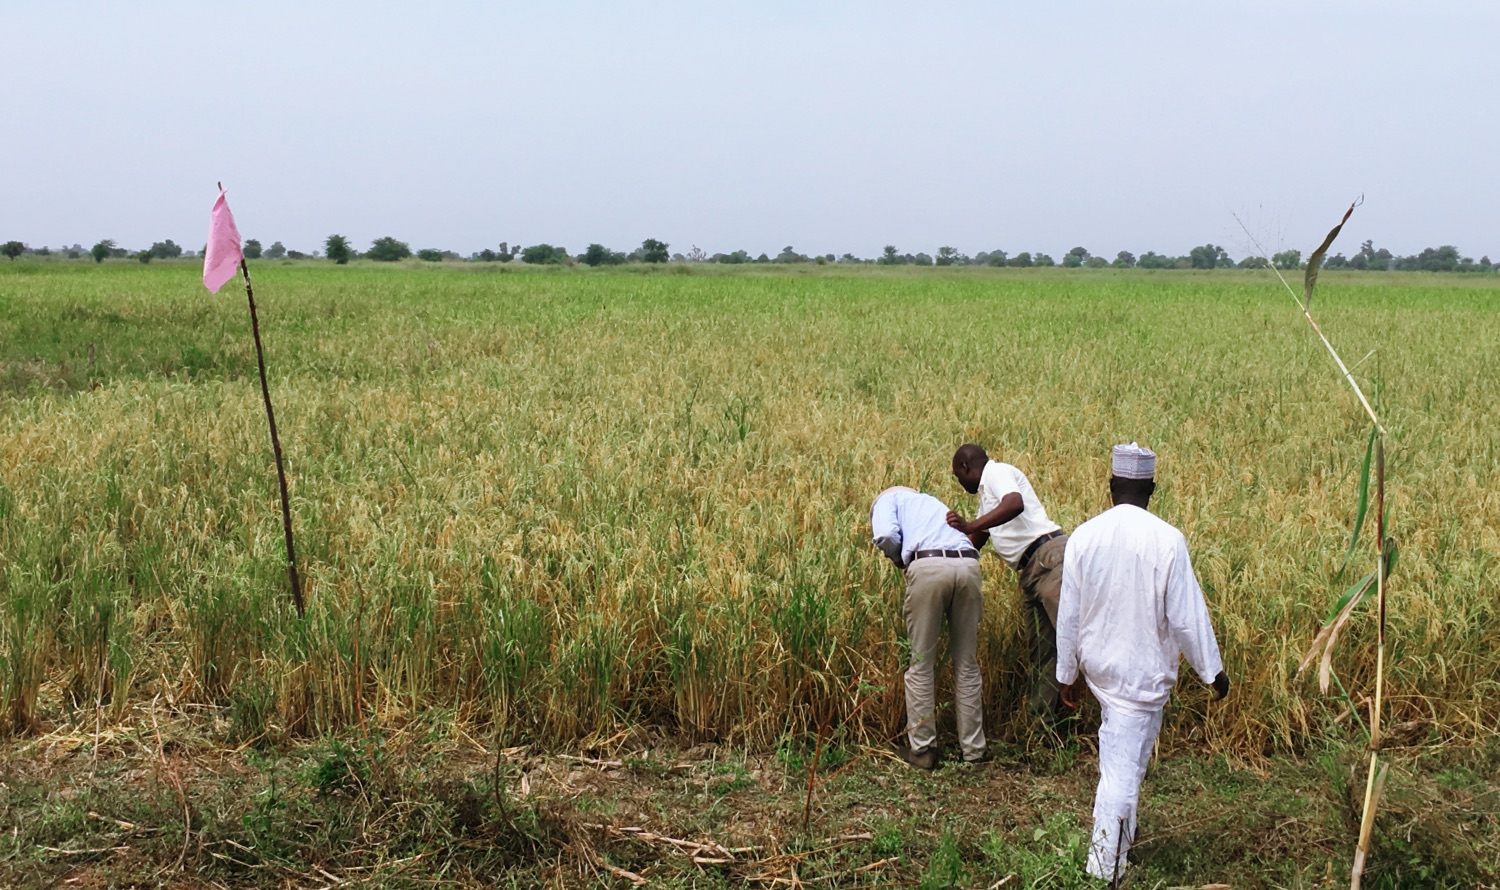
[913,549,980,562]
[1016,530,1065,572]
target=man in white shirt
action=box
[1055,443,1230,882]
[870,486,989,769]
[945,443,1069,727]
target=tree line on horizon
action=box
[3,236,1496,274]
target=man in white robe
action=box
[1055,443,1230,881]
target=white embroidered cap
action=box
[1111,442,1157,480]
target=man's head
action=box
[951,443,989,494]
[1108,442,1156,508]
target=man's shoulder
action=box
[981,460,1024,487]
[906,489,952,515]
[1067,509,1112,546]
[1072,504,1173,539]
[1139,508,1186,540]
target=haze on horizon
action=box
[4,1,1498,262]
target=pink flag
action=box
[203,187,244,293]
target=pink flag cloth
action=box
[203,188,244,293]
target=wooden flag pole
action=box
[237,256,305,618]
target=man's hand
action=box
[1211,671,1230,701]
[945,510,974,536]
[1060,680,1081,710]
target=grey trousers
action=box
[903,556,986,761]
[1017,534,1068,727]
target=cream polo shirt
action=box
[978,460,1062,567]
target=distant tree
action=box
[1349,240,1390,271]
[90,240,115,263]
[912,252,933,267]
[243,239,263,259]
[754,253,770,263]
[325,234,353,265]
[986,250,1008,267]
[1113,251,1136,268]
[265,240,288,260]
[714,250,750,264]
[416,248,444,262]
[687,245,709,262]
[1324,252,1349,269]
[1137,251,1173,269]
[135,250,152,264]
[775,245,807,263]
[149,239,183,259]
[1188,244,1232,269]
[521,243,567,264]
[1007,252,1033,268]
[1034,253,1055,267]
[1272,249,1302,270]
[1237,255,1270,269]
[936,246,961,266]
[1481,256,1493,272]
[581,243,626,266]
[286,250,308,260]
[1086,256,1108,268]
[640,238,670,263]
[878,245,903,266]
[2,241,23,260]
[1401,245,1463,272]
[66,248,81,259]
[36,246,51,257]
[476,248,498,262]
[366,237,411,262]
[1063,246,1090,268]
[496,242,516,263]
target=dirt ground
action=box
[1,710,1495,890]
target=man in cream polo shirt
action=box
[945,443,1069,728]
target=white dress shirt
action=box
[1055,504,1224,713]
[978,461,1062,567]
[870,487,976,568]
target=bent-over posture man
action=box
[946,443,1068,725]
[870,486,988,768]
[1056,443,1229,881]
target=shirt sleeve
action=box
[1055,539,1082,686]
[1164,535,1224,683]
[870,495,904,567]
[979,465,1019,517]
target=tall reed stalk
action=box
[1238,200,1394,888]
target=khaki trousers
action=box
[1016,534,1068,726]
[903,556,985,761]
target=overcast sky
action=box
[5,1,1498,259]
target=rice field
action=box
[1,260,1497,757]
